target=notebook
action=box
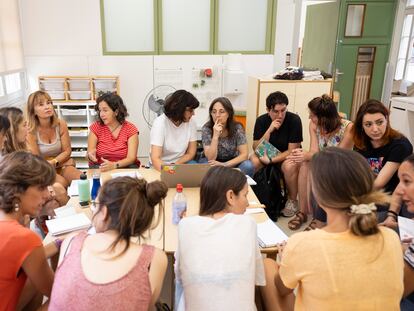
[46,213,91,236]
[257,219,288,248]
[255,139,281,159]
[398,216,414,241]
[160,164,211,188]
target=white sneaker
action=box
[281,199,299,217]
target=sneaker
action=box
[281,199,299,217]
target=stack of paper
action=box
[54,205,77,218]
[46,213,91,236]
[257,219,288,248]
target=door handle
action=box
[335,69,344,81]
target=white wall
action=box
[19,0,277,158]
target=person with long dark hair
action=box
[49,177,168,310]
[175,166,265,310]
[201,97,254,176]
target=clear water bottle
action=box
[172,183,187,225]
[91,172,101,201]
[78,172,90,207]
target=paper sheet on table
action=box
[398,216,414,241]
[68,179,92,197]
[111,171,142,179]
[54,205,77,218]
[246,175,257,186]
[244,208,265,215]
[46,213,91,236]
[257,219,288,248]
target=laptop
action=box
[160,164,211,188]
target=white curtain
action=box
[0,0,24,73]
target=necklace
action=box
[109,123,121,133]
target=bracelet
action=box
[386,213,397,220]
[387,210,398,217]
[54,238,63,249]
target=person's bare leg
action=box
[281,161,299,201]
[55,174,69,189]
[61,166,82,185]
[260,258,294,311]
[249,153,264,173]
[298,161,311,215]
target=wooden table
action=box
[44,168,277,254]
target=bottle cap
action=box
[80,172,87,180]
[176,183,183,192]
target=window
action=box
[0,71,26,107]
[100,0,276,55]
[395,14,414,81]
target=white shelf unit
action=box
[39,76,119,169]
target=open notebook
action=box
[257,219,288,248]
[46,213,91,236]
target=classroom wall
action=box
[18,0,283,159]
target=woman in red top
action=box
[0,152,58,310]
[87,93,140,172]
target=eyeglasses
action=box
[211,109,227,115]
[90,200,101,212]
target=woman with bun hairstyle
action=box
[261,147,403,311]
[49,177,168,311]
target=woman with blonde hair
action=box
[0,107,27,154]
[26,91,81,189]
[261,147,403,311]
[0,107,67,209]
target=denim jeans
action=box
[198,158,254,177]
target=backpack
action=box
[251,164,287,221]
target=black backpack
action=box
[251,164,287,221]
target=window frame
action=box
[0,70,27,107]
[395,6,414,82]
[100,0,276,55]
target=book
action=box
[257,219,288,248]
[46,213,91,236]
[255,139,281,159]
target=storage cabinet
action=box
[246,77,333,149]
[38,76,119,169]
[390,97,414,145]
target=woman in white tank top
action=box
[26,91,81,189]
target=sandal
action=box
[304,218,318,231]
[288,211,308,230]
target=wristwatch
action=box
[115,162,120,169]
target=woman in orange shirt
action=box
[0,152,59,310]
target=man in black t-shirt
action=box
[250,91,303,217]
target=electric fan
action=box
[142,85,176,128]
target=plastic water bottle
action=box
[78,172,90,206]
[91,172,101,201]
[172,183,187,225]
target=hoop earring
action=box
[14,203,20,212]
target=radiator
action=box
[351,75,370,120]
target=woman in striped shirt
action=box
[88,93,140,171]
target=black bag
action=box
[251,164,287,221]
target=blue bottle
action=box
[91,172,101,201]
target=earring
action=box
[14,203,19,212]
